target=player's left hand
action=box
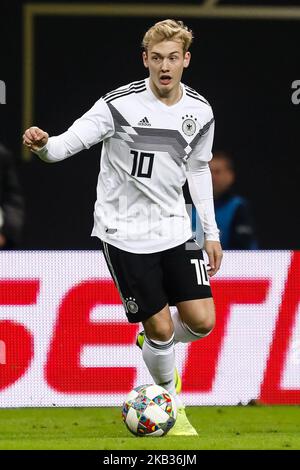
[204,240,223,277]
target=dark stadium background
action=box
[0,0,299,250]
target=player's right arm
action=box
[22,126,88,163]
[23,127,49,152]
[22,99,115,162]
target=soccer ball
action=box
[122,384,177,437]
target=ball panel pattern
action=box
[122,384,177,437]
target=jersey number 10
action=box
[130,150,154,178]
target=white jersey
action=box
[36,78,218,253]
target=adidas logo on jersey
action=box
[138,117,151,126]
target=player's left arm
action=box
[186,114,223,276]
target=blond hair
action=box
[142,19,193,53]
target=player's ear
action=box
[142,51,149,68]
[183,51,191,69]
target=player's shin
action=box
[142,333,183,408]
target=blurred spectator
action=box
[209,151,258,249]
[0,142,25,248]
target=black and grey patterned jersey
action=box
[41,78,215,253]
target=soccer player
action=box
[23,19,223,436]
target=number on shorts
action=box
[190,259,210,286]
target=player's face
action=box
[143,40,191,98]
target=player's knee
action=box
[145,321,174,342]
[187,308,215,336]
[198,315,215,335]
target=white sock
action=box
[171,309,210,344]
[142,333,183,408]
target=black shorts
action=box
[102,240,212,323]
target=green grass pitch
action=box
[0,406,300,450]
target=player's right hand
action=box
[23,126,49,151]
